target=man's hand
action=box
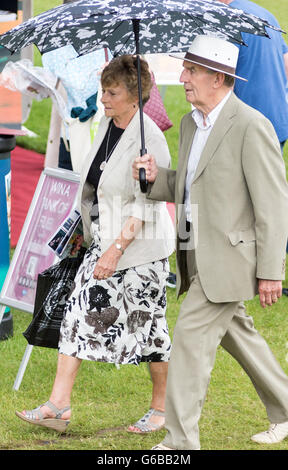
[258,279,282,308]
[132,154,158,183]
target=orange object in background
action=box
[0,88,22,125]
[0,8,23,127]
[0,10,23,35]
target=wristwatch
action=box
[114,242,124,254]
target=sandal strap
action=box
[25,401,70,420]
[44,400,70,419]
[25,405,44,421]
[151,409,165,417]
[132,408,165,432]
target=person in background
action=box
[217,0,288,151]
[133,35,288,449]
[15,55,175,435]
[42,45,111,170]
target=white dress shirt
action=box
[185,91,232,222]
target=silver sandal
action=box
[15,400,70,432]
[127,408,165,433]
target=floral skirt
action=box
[58,235,171,365]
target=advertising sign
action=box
[0,167,80,314]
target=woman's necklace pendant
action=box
[100,161,106,171]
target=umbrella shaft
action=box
[133,20,146,155]
[136,54,146,155]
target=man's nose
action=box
[180,69,187,83]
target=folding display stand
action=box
[0,167,80,390]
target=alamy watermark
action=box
[92,196,198,251]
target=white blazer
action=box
[78,110,175,270]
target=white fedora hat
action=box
[170,35,247,82]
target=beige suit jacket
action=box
[78,110,175,270]
[148,92,288,302]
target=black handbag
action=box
[23,248,86,349]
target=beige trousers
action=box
[163,264,288,450]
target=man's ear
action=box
[213,72,225,88]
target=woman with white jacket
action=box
[16,55,175,435]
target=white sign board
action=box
[0,167,80,315]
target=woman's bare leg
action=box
[22,353,82,420]
[148,361,168,425]
[128,361,168,431]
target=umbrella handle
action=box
[139,168,148,193]
[139,147,148,193]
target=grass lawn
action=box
[1,0,288,452]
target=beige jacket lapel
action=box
[98,111,140,187]
[192,93,239,184]
[177,115,196,202]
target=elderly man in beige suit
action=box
[133,35,288,449]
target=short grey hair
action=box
[206,68,235,88]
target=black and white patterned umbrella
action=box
[0,0,282,190]
[0,0,281,56]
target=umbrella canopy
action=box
[0,0,283,191]
[0,0,281,57]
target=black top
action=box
[87,120,124,218]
